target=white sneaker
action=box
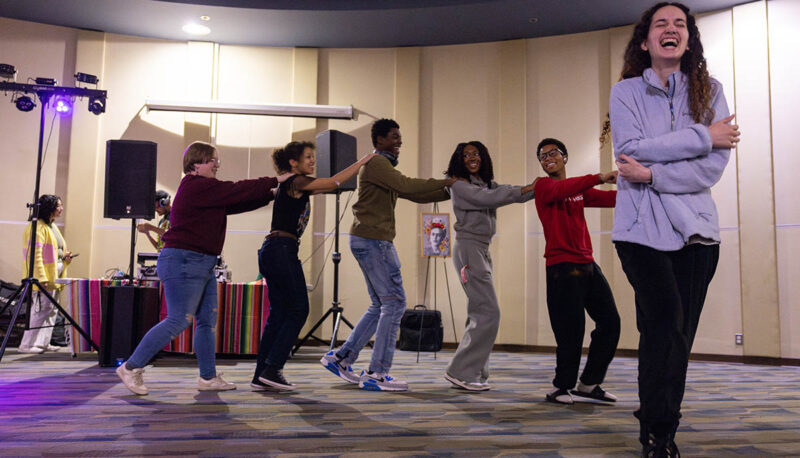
[18,346,45,354]
[198,373,237,391]
[116,364,149,395]
[359,371,408,392]
[46,345,63,352]
[445,373,491,391]
[320,350,360,384]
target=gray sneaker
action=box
[359,371,408,392]
[116,364,148,395]
[320,350,360,384]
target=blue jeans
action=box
[337,235,406,374]
[253,236,310,380]
[127,247,219,379]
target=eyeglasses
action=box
[207,157,221,166]
[463,151,481,159]
[538,148,563,161]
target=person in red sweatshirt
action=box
[116,141,291,396]
[534,137,620,405]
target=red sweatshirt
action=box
[162,174,278,255]
[534,174,616,266]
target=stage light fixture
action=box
[53,96,73,115]
[88,95,106,115]
[75,72,99,85]
[0,63,16,80]
[15,95,35,112]
[35,77,57,86]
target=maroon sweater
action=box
[162,174,278,255]
[534,174,616,266]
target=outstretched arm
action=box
[297,153,378,194]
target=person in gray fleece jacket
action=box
[443,141,535,391]
[604,2,740,456]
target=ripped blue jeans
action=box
[337,235,406,374]
[127,247,219,379]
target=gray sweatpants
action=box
[446,238,500,383]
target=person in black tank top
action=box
[253,141,376,391]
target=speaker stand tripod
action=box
[292,190,354,354]
[0,91,100,364]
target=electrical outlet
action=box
[735,333,743,345]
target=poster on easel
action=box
[421,212,450,258]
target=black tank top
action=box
[270,175,311,238]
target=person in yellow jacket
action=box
[19,194,74,354]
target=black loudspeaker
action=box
[316,130,357,192]
[104,140,157,219]
[98,286,161,367]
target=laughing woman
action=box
[605,2,740,455]
[252,141,376,391]
[443,141,535,391]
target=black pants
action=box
[546,261,620,390]
[252,236,310,381]
[615,242,719,443]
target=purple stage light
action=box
[52,96,73,115]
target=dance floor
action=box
[1,347,799,456]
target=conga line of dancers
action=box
[109,3,740,455]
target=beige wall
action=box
[1,0,795,358]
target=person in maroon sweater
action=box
[116,141,291,396]
[534,137,621,405]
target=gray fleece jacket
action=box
[448,176,534,245]
[609,68,731,251]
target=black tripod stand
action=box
[292,190,355,354]
[0,90,100,364]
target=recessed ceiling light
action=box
[182,23,211,36]
[529,17,539,24]
[200,16,210,21]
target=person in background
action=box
[137,190,172,252]
[252,141,376,391]
[116,141,292,396]
[443,141,535,391]
[18,194,74,354]
[320,118,456,392]
[605,2,739,455]
[533,138,620,406]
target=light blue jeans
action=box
[337,235,407,374]
[127,248,219,379]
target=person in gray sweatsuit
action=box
[443,141,536,391]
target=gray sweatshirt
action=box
[448,176,534,244]
[609,68,731,251]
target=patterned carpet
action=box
[1,347,800,456]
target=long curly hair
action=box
[444,141,494,184]
[600,2,714,146]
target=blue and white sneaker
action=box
[320,350,360,384]
[359,371,408,392]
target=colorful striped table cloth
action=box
[59,279,270,355]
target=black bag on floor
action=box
[398,305,443,352]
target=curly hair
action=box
[444,141,494,184]
[272,141,315,174]
[31,194,61,223]
[371,118,400,147]
[600,2,714,146]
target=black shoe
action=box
[642,433,680,458]
[545,388,573,404]
[570,385,618,402]
[258,366,295,391]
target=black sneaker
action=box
[642,433,680,458]
[258,366,295,391]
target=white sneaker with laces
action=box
[320,350,360,384]
[198,373,237,391]
[116,364,149,395]
[359,371,409,392]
